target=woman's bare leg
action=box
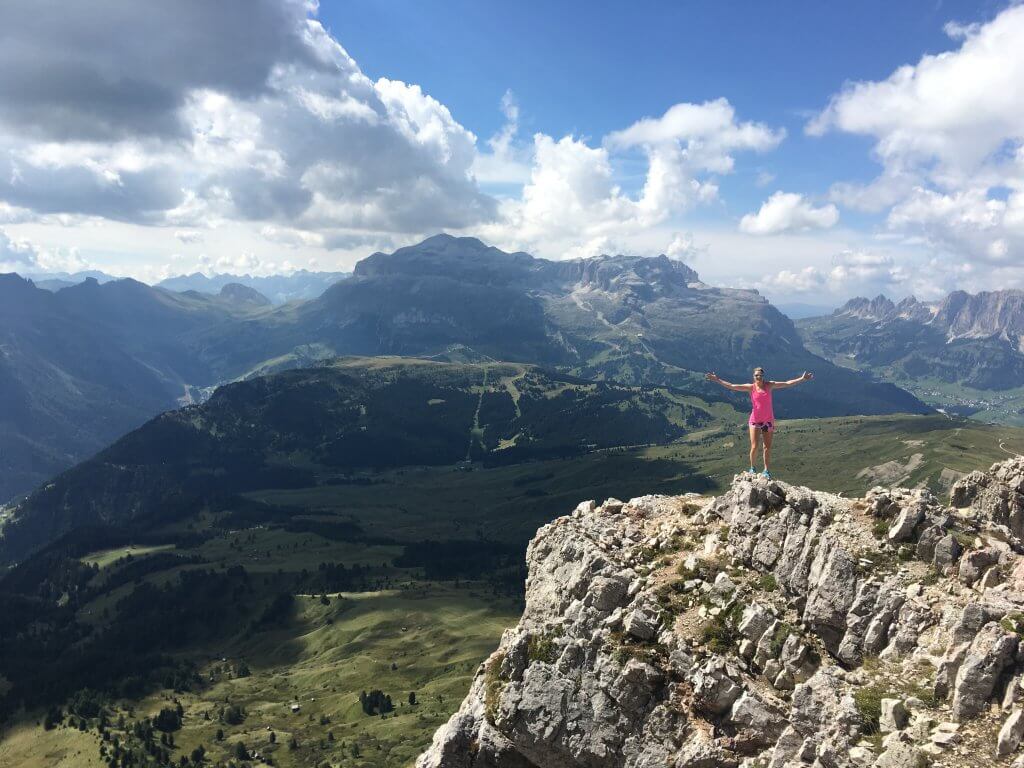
[748,426,759,469]
[762,429,773,472]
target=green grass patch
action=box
[699,600,745,655]
[483,652,509,726]
[80,544,175,569]
[1002,612,1024,638]
[768,623,792,657]
[526,634,558,665]
[853,682,888,734]
[755,573,778,592]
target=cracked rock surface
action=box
[419,457,1024,768]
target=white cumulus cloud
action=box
[740,192,839,235]
[0,2,790,275]
[481,99,784,258]
[809,5,1024,269]
[760,249,910,297]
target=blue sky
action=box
[1,0,1023,308]
[324,0,1001,206]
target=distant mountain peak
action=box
[0,272,44,304]
[834,294,932,324]
[934,288,1024,340]
[572,252,700,297]
[157,269,349,304]
[219,282,271,307]
[834,294,896,320]
[353,235,701,299]
[1,271,34,287]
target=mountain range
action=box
[798,290,1024,420]
[0,274,271,502]
[22,269,119,292]
[1,234,927,505]
[156,269,350,304]
[189,235,925,414]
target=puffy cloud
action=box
[192,250,297,278]
[0,228,89,275]
[810,5,1024,269]
[0,0,322,142]
[760,266,826,294]
[480,135,627,258]
[0,2,788,273]
[665,232,707,262]
[606,99,783,217]
[482,99,784,258]
[0,202,34,224]
[0,1,494,237]
[0,228,41,273]
[760,249,907,296]
[807,6,1024,179]
[473,91,533,186]
[740,192,839,235]
[260,225,324,248]
[886,186,1024,263]
[607,99,783,162]
[829,249,908,285]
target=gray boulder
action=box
[951,621,1018,720]
[999,709,1024,757]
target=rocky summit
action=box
[418,457,1024,768]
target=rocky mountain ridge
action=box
[1,233,927,503]
[254,235,923,419]
[0,272,267,502]
[156,268,350,304]
[836,295,935,325]
[834,290,1024,346]
[800,290,1024,398]
[419,456,1024,767]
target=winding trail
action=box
[999,440,1022,457]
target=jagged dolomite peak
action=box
[419,457,1024,768]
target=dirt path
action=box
[999,440,1021,457]
[466,365,489,461]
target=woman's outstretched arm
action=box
[705,372,752,392]
[770,371,814,390]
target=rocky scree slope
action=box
[419,457,1024,768]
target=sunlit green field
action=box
[650,413,1024,496]
[134,586,519,768]
[81,544,176,570]
[251,414,1024,546]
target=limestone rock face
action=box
[418,458,1024,768]
[951,457,1024,544]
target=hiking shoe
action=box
[748,466,757,474]
[762,470,772,480]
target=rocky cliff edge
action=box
[419,457,1024,768]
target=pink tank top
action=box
[749,384,774,423]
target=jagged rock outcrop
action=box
[951,457,1024,546]
[933,290,1024,342]
[836,295,934,324]
[419,457,1024,768]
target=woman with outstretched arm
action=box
[704,367,813,479]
